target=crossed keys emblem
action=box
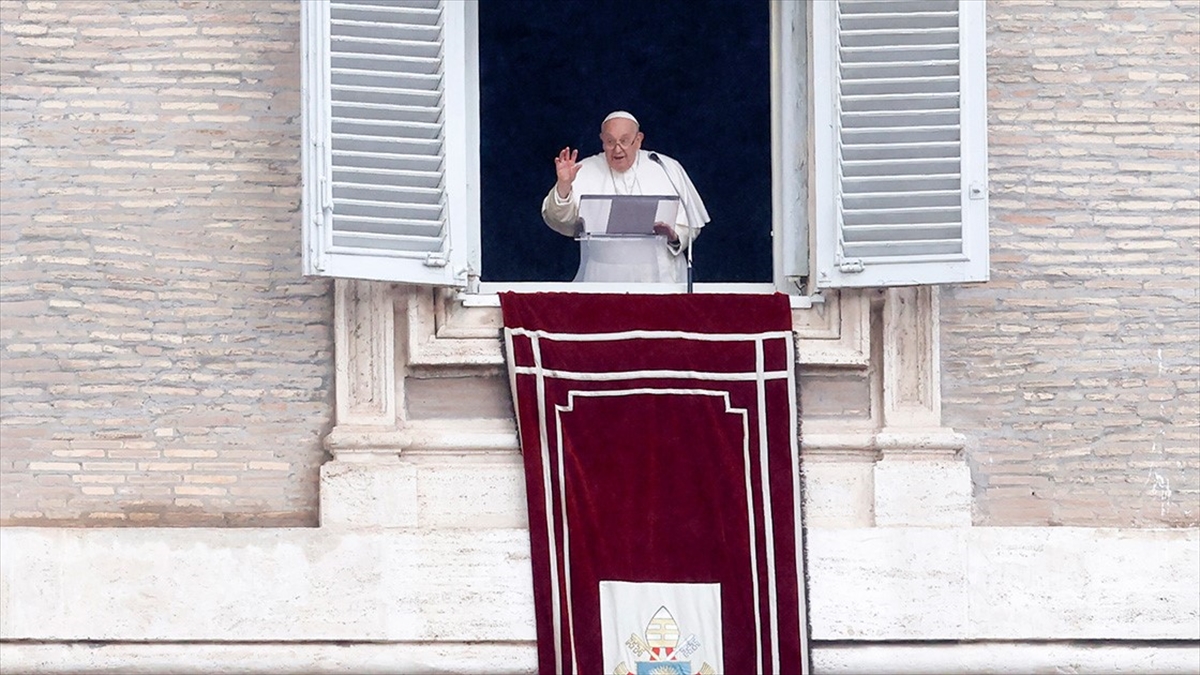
[613,605,715,675]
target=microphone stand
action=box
[686,233,693,294]
[649,152,694,294]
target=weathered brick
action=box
[0,0,329,527]
[943,0,1200,528]
[3,0,1195,532]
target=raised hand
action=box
[554,147,582,198]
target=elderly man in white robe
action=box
[541,111,710,284]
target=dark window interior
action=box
[478,0,771,282]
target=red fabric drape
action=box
[502,293,808,675]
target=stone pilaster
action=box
[874,286,971,527]
[320,280,416,528]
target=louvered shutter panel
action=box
[813,0,987,288]
[302,0,479,286]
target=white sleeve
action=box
[663,158,706,257]
[541,186,581,237]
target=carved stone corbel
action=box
[406,287,504,367]
[793,289,870,366]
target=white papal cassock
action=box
[541,149,710,283]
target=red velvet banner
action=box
[501,293,809,675]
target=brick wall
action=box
[0,0,331,525]
[3,0,1197,529]
[942,0,1200,526]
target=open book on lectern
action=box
[578,194,680,236]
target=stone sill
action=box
[1,640,1197,675]
[2,526,1195,643]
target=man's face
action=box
[600,118,643,173]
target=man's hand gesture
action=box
[653,222,679,243]
[554,147,582,199]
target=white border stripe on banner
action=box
[508,327,795,342]
[511,366,791,382]
[519,327,801,674]
[757,339,781,672]
[786,332,811,674]
[554,398,580,675]
[742,388,765,675]
[530,335,565,675]
[554,387,759,674]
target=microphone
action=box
[648,152,680,196]
[648,153,694,293]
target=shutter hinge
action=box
[319,176,332,211]
[310,215,325,272]
[838,258,865,274]
[424,252,449,268]
[315,138,333,210]
[969,182,986,200]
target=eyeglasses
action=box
[601,135,639,150]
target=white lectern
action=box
[574,234,686,283]
[573,195,686,284]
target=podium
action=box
[573,234,686,283]
[572,194,686,284]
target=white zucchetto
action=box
[601,110,639,129]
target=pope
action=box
[541,111,710,269]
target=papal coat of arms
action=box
[613,605,715,675]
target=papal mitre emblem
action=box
[613,605,714,675]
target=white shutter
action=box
[302,0,480,286]
[813,0,987,288]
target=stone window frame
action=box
[322,282,970,530]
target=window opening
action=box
[477,0,772,284]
